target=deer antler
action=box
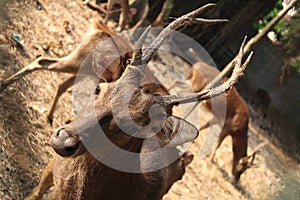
[132,25,151,66]
[118,4,252,105]
[124,4,227,83]
[161,37,253,106]
[142,3,228,65]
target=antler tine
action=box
[161,38,253,106]
[221,36,251,91]
[191,18,229,25]
[141,3,227,64]
[132,25,151,66]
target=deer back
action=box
[189,60,249,122]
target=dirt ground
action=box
[0,0,299,200]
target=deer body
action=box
[27,150,193,200]
[188,61,249,182]
[48,146,192,200]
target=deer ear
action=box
[160,116,198,146]
[92,36,122,82]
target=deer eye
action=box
[95,85,101,95]
[126,58,132,65]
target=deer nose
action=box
[51,128,81,157]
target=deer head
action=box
[231,141,267,183]
[50,4,253,171]
[232,153,256,183]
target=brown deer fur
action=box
[188,61,250,183]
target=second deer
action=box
[188,60,254,183]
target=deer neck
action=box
[53,146,164,200]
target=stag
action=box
[25,4,252,200]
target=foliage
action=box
[289,58,300,72]
[282,2,300,71]
[282,5,300,56]
[254,0,287,40]
[255,0,300,72]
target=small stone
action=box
[8,87,15,92]
[42,43,50,52]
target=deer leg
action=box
[229,111,249,182]
[118,0,131,31]
[231,130,248,183]
[130,0,149,31]
[199,112,224,161]
[104,0,115,23]
[47,75,76,124]
[209,127,228,163]
[152,0,174,27]
[25,159,54,200]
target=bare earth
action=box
[0,1,299,199]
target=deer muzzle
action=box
[50,128,83,157]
